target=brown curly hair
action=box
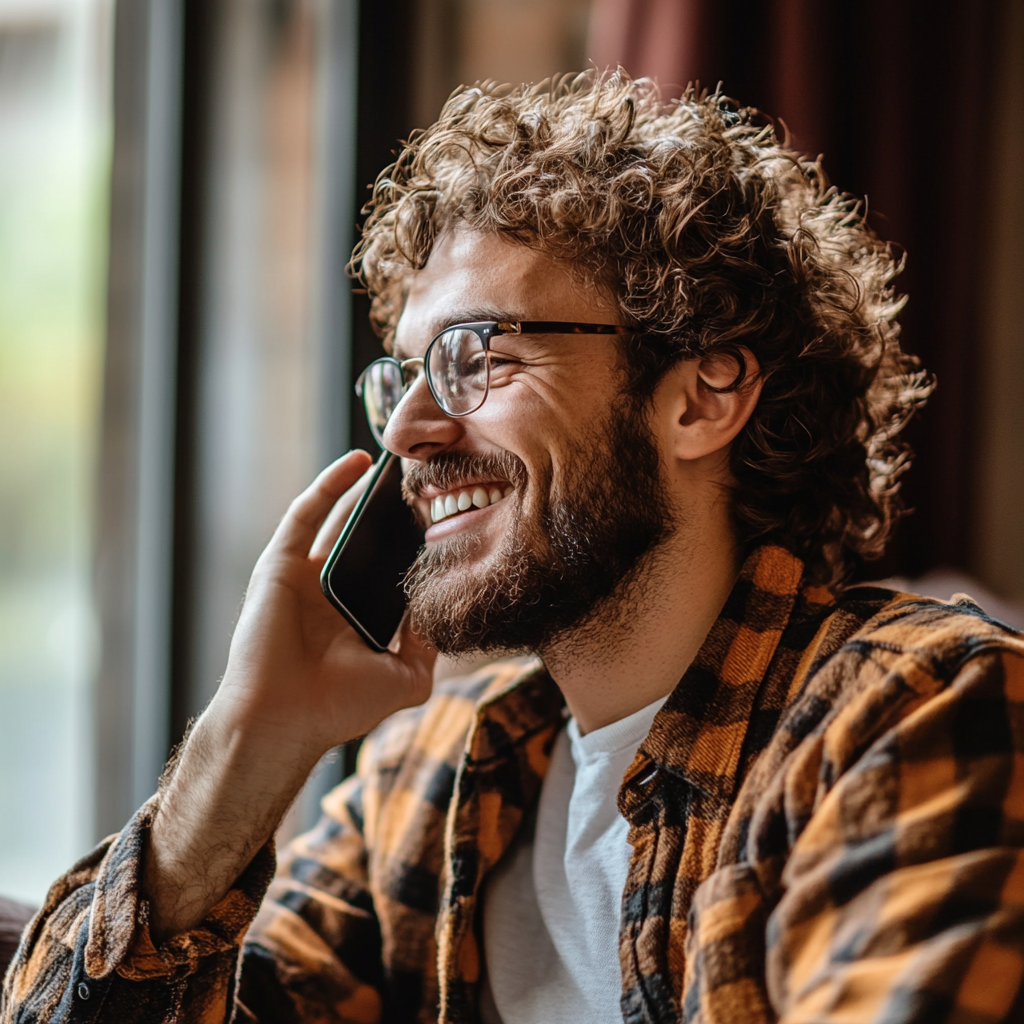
[351,70,933,584]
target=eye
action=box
[487,348,523,369]
[461,350,488,376]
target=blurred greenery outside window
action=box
[0,0,110,904]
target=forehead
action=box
[392,227,619,358]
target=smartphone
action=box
[320,452,425,652]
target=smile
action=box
[429,483,514,524]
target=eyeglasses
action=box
[355,320,632,447]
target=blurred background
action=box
[0,0,1021,907]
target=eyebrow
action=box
[392,308,527,360]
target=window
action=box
[0,0,111,905]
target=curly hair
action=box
[351,70,933,584]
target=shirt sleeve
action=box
[2,762,382,1024]
[1,794,274,1024]
[767,645,1024,1023]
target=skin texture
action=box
[142,227,761,941]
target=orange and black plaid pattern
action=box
[5,544,1024,1023]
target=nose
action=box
[382,372,464,458]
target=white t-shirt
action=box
[479,695,669,1024]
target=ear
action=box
[655,347,762,463]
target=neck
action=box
[540,512,741,735]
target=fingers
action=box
[273,451,374,557]
[309,459,379,561]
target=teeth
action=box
[429,483,515,523]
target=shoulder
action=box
[730,588,1024,862]
[327,657,541,863]
[749,584,1021,760]
[355,656,541,790]
[813,585,1024,699]
[786,585,1024,756]
[749,596,1024,1018]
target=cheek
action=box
[467,373,620,495]
[487,374,610,441]
[467,391,564,469]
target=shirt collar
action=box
[628,543,806,803]
[464,544,809,811]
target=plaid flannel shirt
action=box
[5,543,1024,1023]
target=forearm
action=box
[143,696,321,942]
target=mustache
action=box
[401,449,528,500]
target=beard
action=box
[401,394,675,657]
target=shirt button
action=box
[77,981,91,1000]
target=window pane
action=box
[0,0,110,904]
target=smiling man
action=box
[391,229,716,680]
[7,73,1024,1024]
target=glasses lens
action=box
[427,328,488,416]
[359,358,405,445]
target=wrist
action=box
[199,691,327,786]
[208,672,334,771]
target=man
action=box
[6,72,1024,1024]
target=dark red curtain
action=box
[589,0,999,578]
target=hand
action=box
[215,450,436,759]
[143,451,436,940]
